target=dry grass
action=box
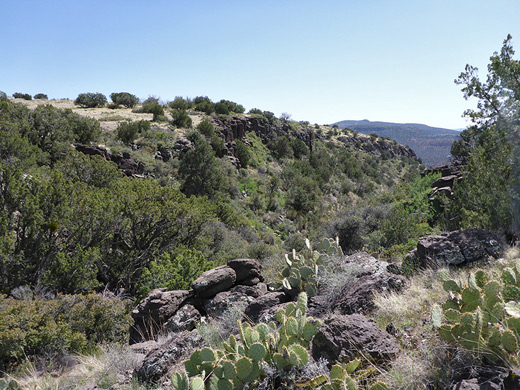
[373,268,450,329]
[9,345,145,390]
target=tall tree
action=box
[448,35,520,238]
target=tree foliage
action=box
[447,34,520,238]
[74,92,107,108]
[110,92,139,108]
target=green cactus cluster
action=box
[432,259,520,365]
[280,238,344,297]
[172,293,321,390]
[0,378,20,390]
[172,292,388,390]
[297,360,388,390]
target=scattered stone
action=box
[227,258,263,283]
[408,228,503,269]
[244,291,291,323]
[130,289,189,343]
[450,366,513,390]
[74,144,145,177]
[191,265,237,299]
[165,304,201,333]
[203,290,255,318]
[312,314,400,365]
[309,252,405,316]
[229,283,267,298]
[135,330,204,384]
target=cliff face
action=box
[213,115,417,161]
[337,135,417,159]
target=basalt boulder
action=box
[312,314,400,365]
[130,289,189,343]
[407,228,503,269]
[191,265,237,299]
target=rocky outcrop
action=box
[135,330,204,384]
[228,258,264,284]
[312,314,400,365]
[337,135,417,159]
[74,144,145,177]
[309,252,406,316]
[130,289,190,343]
[131,259,268,343]
[165,304,201,333]
[191,265,237,298]
[405,228,503,269]
[243,291,292,323]
[450,366,520,390]
[424,163,463,213]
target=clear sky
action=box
[1,0,520,129]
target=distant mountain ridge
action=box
[332,119,460,167]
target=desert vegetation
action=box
[0,35,518,389]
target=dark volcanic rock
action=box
[165,304,201,333]
[74,144,144,177]
[229,283,268,298]
[309,252,406,316]
[191,265,237,298]
[135,330,204,384]
[227,258,263,283]
[130,289,189,343]
[312,314,399,365]
[409,228,503,268]
[450,366,515,390]
[244,291,291,323]
[202,290,256,318]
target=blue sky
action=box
[1,0,520,129]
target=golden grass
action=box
[9,345,145,390]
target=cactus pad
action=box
[235,357,253,381]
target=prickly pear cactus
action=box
[432,259,520,365]
[172,292,322,390]
[298,360,388,390]
[280,237,343,297]
[0,379,20,390]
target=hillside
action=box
[332,119,460,167]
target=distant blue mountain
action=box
[331,119,461,167]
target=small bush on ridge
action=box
[13,92,32,100]
[74,92,107,108]
[110,92,139,108]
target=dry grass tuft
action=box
[10,345,145,390]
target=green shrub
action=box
[110,92,139,108]
[171,109,193,128]
[74,92,107,108]
[137,247,214,299]
[140,96,159,113]
[150,104,165,121]
[197,119,215,137]
[268,136,293,159]
[216,99,245,114]
[12,92,32,100]
[236,140,250,168]
[195,100,215,115]
[215,102,230,115]
[290,138,309,159]
[33,93,48,100]
[0,293,132,370]
[116,120,150,143]
[193,96,211,104]
[248,108,263,115]
[169,96,193,110]
[210,135,226,158]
